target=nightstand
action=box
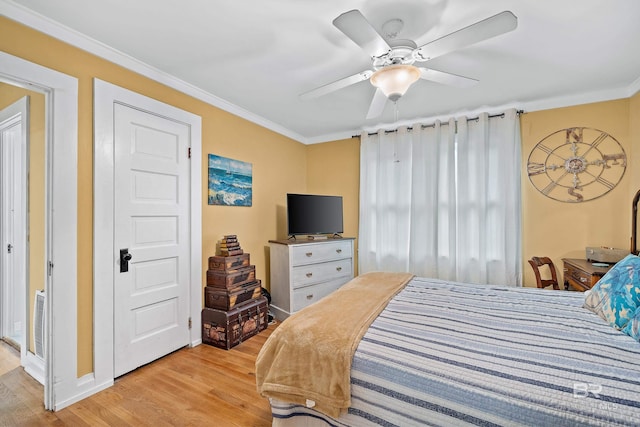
[561,258,612,291]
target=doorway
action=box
[0,96,28,357]
[93,79,202,387]
[0,84,46,389]
[1,51,78,410]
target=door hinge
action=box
[47,261,54,276]
[7,243,12,253]
[188,147,191,159]
[188,317,192,330]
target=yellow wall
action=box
[630,92,640,208]
[204,112,308,287]
[0,83,45,353]
[520,99,634,287]
[3,14,639,378]
[306,100,639,288]
[1,17,308,376]
[306,137,361,274]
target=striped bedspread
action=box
[270,277,640,426]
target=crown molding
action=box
[0,0,309,144]
[520,85,633,115]
[627,75,640,98]
[307,85,637,144]
[3,0,639,145]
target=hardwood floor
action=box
[0,323,277,426]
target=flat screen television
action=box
[287,193,343,237]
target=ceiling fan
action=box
[300,9,518,119]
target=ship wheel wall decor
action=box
[527,127,626,203]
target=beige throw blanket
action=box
[255,272,414,417]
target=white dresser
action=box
[268,238,355,320]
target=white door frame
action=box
[93,79,202,390]
[0,96,28,364]
[0,52,78,410]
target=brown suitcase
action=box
[206,265,256,289]
[208,253,250,272]
[204,280,262,311]
[201,296,268,350]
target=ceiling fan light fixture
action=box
[370,64,420,101]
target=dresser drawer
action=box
[292,277,347,312]
[563,259,608,291]
[291,258,352,289]
[566,265,591,286]
[291,240,352,266]
[269,237,355,321]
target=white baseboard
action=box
[52,373,114,411]
[23,351,45,385]
[270,305,289,322]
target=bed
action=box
[256,272,640,426]
[257,277,640,426]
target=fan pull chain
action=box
[393,102,400,163]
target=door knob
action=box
[120,248,133,273]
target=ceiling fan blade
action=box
[333,9,391,58]
[414,11,517,62]
[366,89,387,119]
[419,68,478,88]
[299,70,373,100]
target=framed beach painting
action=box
[208,154,252,206]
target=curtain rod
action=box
[352,109,525,138]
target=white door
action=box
[113,103,190,377]
[0,98,27,353]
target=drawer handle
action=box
[580,277,587,283]
[306,252,313,257]
[306,272,313,278]
[336,267,342,271]
[306,294,313,300]
[336,249,342,253]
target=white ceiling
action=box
[4,0,640,143]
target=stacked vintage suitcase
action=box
[202,235,268,349]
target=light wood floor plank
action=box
[0,322,277,426]
[0,340,20,376]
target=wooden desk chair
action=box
[528,257,560,290]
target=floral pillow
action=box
[583,254,640,329]
[622,306,640,342]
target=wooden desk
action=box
[562,258,612,291]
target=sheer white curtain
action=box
[358,108,522,286]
